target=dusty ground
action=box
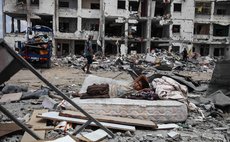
[2,66,228,142]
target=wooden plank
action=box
[0,92,22,103]
[82,129,108,142]
[33,126,55,131]
[0,122,22,137]
[37,112,136,132]
[60,110,157,128]
[20,109,48,142]
[157,124,179,130]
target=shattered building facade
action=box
[2,0,230,58]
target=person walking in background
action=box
[183,48,188,62]
[82,35,93,74]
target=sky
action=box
[0,0,2,38]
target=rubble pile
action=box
[1,52,230,142]
[52,51,216,74]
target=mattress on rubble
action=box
[66,98,188,123]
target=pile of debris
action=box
[51,50,216,74]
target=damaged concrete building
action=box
[2,0,230,58]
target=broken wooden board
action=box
[33,126,55,131]
[60,110,157,128]
[157,124,179,130]
[82,129,108,142]
[0,92,22,103]
[37,112,136,132]
[0,122,23,137]
[20,109,48,142]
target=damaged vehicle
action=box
[15,25,53,68]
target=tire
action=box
[46,59,51,68]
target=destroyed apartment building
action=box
[2,0,230,58]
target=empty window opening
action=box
[105,20,125,37]
[59,1,69,8]
[195,2,211,15]
[62,43,69,56]
[214,48,225,56]
[75,41,97,55]
[128,42,142,54]
[155,0,170,17]
[82,19,99,31]
[152,23,169,38]
[17,0,26,5]
[194,23,210,35]
[172,46,180,53]
[213,24,229,37]
[214,2,230,16]
[59,18,77,33]
[128,21,146,39]
[105,42,118,55]
[31,0,39,5]
[129,1,139,11]
[200,45,209,56]
[75,41,86,55]
[31,15,53,29]
[217,9,226,15]
[172,25,180,33]
[151,42,169,53]
[91,3,100,9]
[174,3,182,12]
[59,22,69,32]
[5,15,27,34]
[118,0,126,9]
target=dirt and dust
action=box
[0,66,229,142]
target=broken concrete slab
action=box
[167,131,180,139]
[169,75,207,92]
[0,92,22,103]
[21,88,49,100]
[207,60,230,95]
[64,98,188,123]
[208,90,230,107]
[81,129,108,142]
[42,96,58,109]
[2,84,28,94]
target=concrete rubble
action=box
[1,52,230,142]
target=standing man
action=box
[183,48,188,61]
[82,35,93,74]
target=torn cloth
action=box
[152,76,188,101]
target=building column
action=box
[78,0,82,10]
[99,0,105,55]
[11,17,14,33]
[146,0,152,53]
[77,0,82,31]
[53,0,58,56]
[70,40,75,55]
[210,23,213,42]
[124,0,129,48]
[209,45,214,57]
[3,13,6,36]
[17,20,21,32]
[26,0,31,28]
[77,17,82,31]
